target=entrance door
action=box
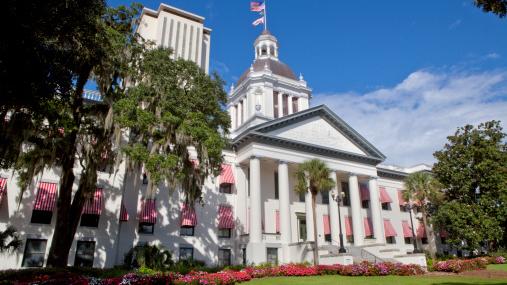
[298,216,307,241]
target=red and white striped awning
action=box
[323,215,331,235]
[416,223,427,238]
[379,187,392,203]
[398,190,408,206]
[345,216,353,236]
[33,182,57,212]
[139,199,157,224]
[0,178,7,204]
[364,218,373,237]
[360,184,370,201]
[402,221,413,237]
[82,188,103,215]
[275,210,280,233]
[383,219,397,237]
[218,205,234,229]
[219,164,235,185]
[181,204,197,226]
[120,203,129,222]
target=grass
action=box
[488,264,507,272]
[244,275,507,285]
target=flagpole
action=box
[264,0,268,31]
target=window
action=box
[321,191,329,204]
[341,182,351,206]
[298,217,307,241]
[404,237,412,244]
[382,203,391,211]
[142,173,148,185]
[274,172,279,199]
[218,248,231,267]
[361,200,370,209]
[74,241,95,267]
[138,222,154,234]
[261,46,267,55]
[421,237,428,244]
[242,248,247,266]
[30,210,52,224]
[179,246,194,261]
[346,235,354,244]
[299,191,305,202]
[282,94,288,116]
[266,248,278,265]
[218,228,232,238]
[219,183,232,194]
[386,236,396,244]
[247,168,250,197]
[273,92,279,118]
[180,226,194,236]
[80,214,100,228]
[22,239,47,267]
[400,205,408,212]
[325,234,332,242]
[292,97,298,113]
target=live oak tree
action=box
[403,172,443,258]
[474,0,507,18]
[432,121,507,251]
[294,159,335,266]
[114,47,230,204]
[12,2,145,267]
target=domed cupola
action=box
[254,30,279,60]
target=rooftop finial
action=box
[299,73,304,81]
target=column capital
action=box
[278,160,288,165]
[369,176,379,180]
[348,172,358,177]
[250,155,260,160]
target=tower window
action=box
[270,45,275,56]
[261,46,267,55]
[273,91,279,118]
[282,94,289,116]
[292,97,299,113]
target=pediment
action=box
[267,116,367,155]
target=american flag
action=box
[250,1,265,12]
[252,16,265,26]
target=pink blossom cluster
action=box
[433,257,490,273]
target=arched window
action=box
[269,45,275,56]
[261,45,267,56]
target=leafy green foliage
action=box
[432,120,507,250]
[0,226,22,253]
[124,244,173,270]
[115,48,230,203]
[475,0,507,17]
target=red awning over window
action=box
[139,199,157,224]
[345,216,353,236]
[219,164,235,185]
[398,190,407,206]
[417,223,427,238]
[181,204,197,226]
[82,188,103,215]
[275,210,280,233]
[33,182,57,212]
[218,205,234,229]
[402,221,413,237]
[383,219,397,237]
[364,218,373,236]
[379,187,392,203]
[360,185,370,201]
[0,177,7,204]
[323,215,331,235]
[120,203,129,222]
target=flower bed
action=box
[432,256,506,273]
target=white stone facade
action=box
[0,3,441,270]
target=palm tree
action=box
[0,226,22,253]
[404,171,443,258]
[295,159,335,265]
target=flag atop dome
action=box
[250,0,267,30]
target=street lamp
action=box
[406,201,422,254]
[331,191,347,253]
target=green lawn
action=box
[488,264,507,272]
[244,275,507,285]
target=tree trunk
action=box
[46,68,91,267]
[311,191,319,266]
[422,209,436,258]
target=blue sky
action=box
[109,0,507,167]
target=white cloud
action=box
[313,69,507,167]
[486,52,500,59]
[448,19,462,30]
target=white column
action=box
[288,95,293,115]
[368,177,384,242]
[249,156,262,243]
[278,92,283,118]
[237,101,243,126]
[349,173,364,246]
[305,190,314,241]
[328,172,339,246]
[278,161,291,263]
[230,106,237,130]
[236,165,247,234]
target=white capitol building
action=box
[0,3,447,269]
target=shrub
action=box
[124,244,173,271]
